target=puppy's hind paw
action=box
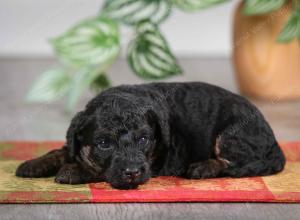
[187,159,228,179]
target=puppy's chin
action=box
[110,182,140,190]
[108,176,150,190]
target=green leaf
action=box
[173,0,229,11]
[27,69,71,102]
[67,67,101,110]
[91,74,111,93]
[243,0,286,15]
[52,16,120,68]
[278,10,300,42]
[101,0,172,25]
[127,20,182,79]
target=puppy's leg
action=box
[215,127,285,178]
[220,149,285,178]
[187,108,285,179]
[55,163,102,184]
[16,147,68,178]
[186,136,230,179]
[187,158,230,179]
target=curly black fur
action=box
[16,82,286,189]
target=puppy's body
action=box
[16,82,285,189]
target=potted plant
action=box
[233,0,300,100]
[26,0,230,110]
[27,0,300,110]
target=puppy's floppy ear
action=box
[145,108,170,147]
[66,111,90,160]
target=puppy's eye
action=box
[97,139,111,149]
[138,136,149,146]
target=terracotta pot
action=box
[233,1,300,101]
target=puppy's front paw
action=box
[55,164,83,184]
[187,159,224,179]
[16,159,53,178]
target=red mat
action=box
[0,141,299,203]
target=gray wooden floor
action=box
[1,203,300,220]
[0,57,299,220]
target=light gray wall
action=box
[0,0,237,57]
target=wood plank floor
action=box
[0,57,299,220]
[1,203,300,220]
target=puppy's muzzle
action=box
[107,151,150,189]
[123,164,146,183]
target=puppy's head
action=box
[66,93,169,189]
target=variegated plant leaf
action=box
[52,16,120,68]
[91,74,111,93]
[101,0,172,25]
[172,0,229,11]
[67,67,110,110]
[27,69,71,102]
[243,0,286,15]
[278,10,300,42]
[127,20,182,79]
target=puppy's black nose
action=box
[124,168,141,180]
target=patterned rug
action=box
[0,141,299,203]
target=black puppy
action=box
[16,82,285,189]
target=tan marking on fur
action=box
[79,146,102,173]
[215,136,222,156]
[214,136,231,168]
